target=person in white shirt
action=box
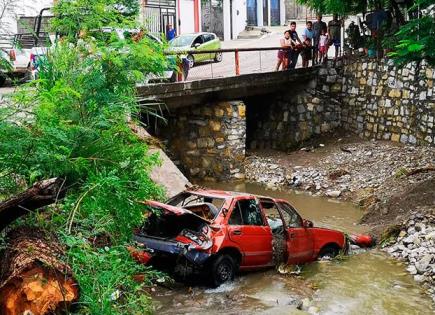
[318,28,329,63]
[275,30,291,71]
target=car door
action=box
[200,34,215,60]
[208,34,221,51]
[192,35,206,62]
[278,202,314,264]
[227,197,273,268]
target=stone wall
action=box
[246,84,341,150]
[155,100,246,181]
[339,58,434,145]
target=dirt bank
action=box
[244,131,435,238]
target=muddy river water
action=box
[152,182,434,314]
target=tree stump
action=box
[0,227,79,315]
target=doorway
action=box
[246,0,257,25]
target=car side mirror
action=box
[193,43,201,48]
[221,208,228,217]
[303,219,313,228]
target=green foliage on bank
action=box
[297,0,435,66]
[387,0,435,66]
[0,0,170,313]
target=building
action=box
[202,0,286,41]
[285,0,315,21]
[141,0,201,36]
[246,0,285,27]
[0,0,53,35]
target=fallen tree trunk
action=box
[0,227,79,315]
[0,178,66,232]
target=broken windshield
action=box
[167,192,225,220]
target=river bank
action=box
[243,132,435,303]
[244,132,434,236]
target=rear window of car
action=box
[203,34,214,42]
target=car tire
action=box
[214,52,223,62]
[210,254,236,287]
[318,244,340,260]
[187,54,195,68]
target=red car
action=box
[133,189,372,286]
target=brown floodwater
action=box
[152,182,434,314]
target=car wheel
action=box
[187,54,195,68]
[211,254,235,287]
[214,52,223,62]
[318,244,340,260]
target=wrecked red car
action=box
[133,189,371,286]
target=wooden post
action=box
[235,50,240,75]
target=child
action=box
[276,31,291,71]
[318,28,329,63]
[301,21,314,68]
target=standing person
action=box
[301,21,314,68]
[318,28,329,63]
[312,14,327,64]
[166,23,176,41]
[328,14,342,60]
[287,21,303,69]
[275,31,291,71]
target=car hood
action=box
[143,200,211,224]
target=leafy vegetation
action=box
[297,0,435,66]
[0,0,171,313]
[387,0,435,65]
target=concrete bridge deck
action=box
[136,66,320,108]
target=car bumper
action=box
[133,235,211,265]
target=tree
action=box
[0,0,170,313]
[387,0,435,65]
[297,0,435,66]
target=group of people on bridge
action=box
[276,14,342,71]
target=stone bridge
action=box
[137,58,434,181]
[137,65,342,181]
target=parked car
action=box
[132,189,373,286]
[168,32,222,68]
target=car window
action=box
[192,35,204,46]
[203,34,214,42]
[229,199,264,226]
[278,202,302,228]
[169,35,196,47]
[261,199,284,232]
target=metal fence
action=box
[169,46,341,82]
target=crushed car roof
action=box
[185,188,276,200]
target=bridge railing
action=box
[165,46,311,82]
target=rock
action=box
[301,298,311,309]
[407,265,418,275]
[325,190,341,198]
[415,255,433,274]
[414,275,426,283]
[425,232,435,241]
[308,306,320,314]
